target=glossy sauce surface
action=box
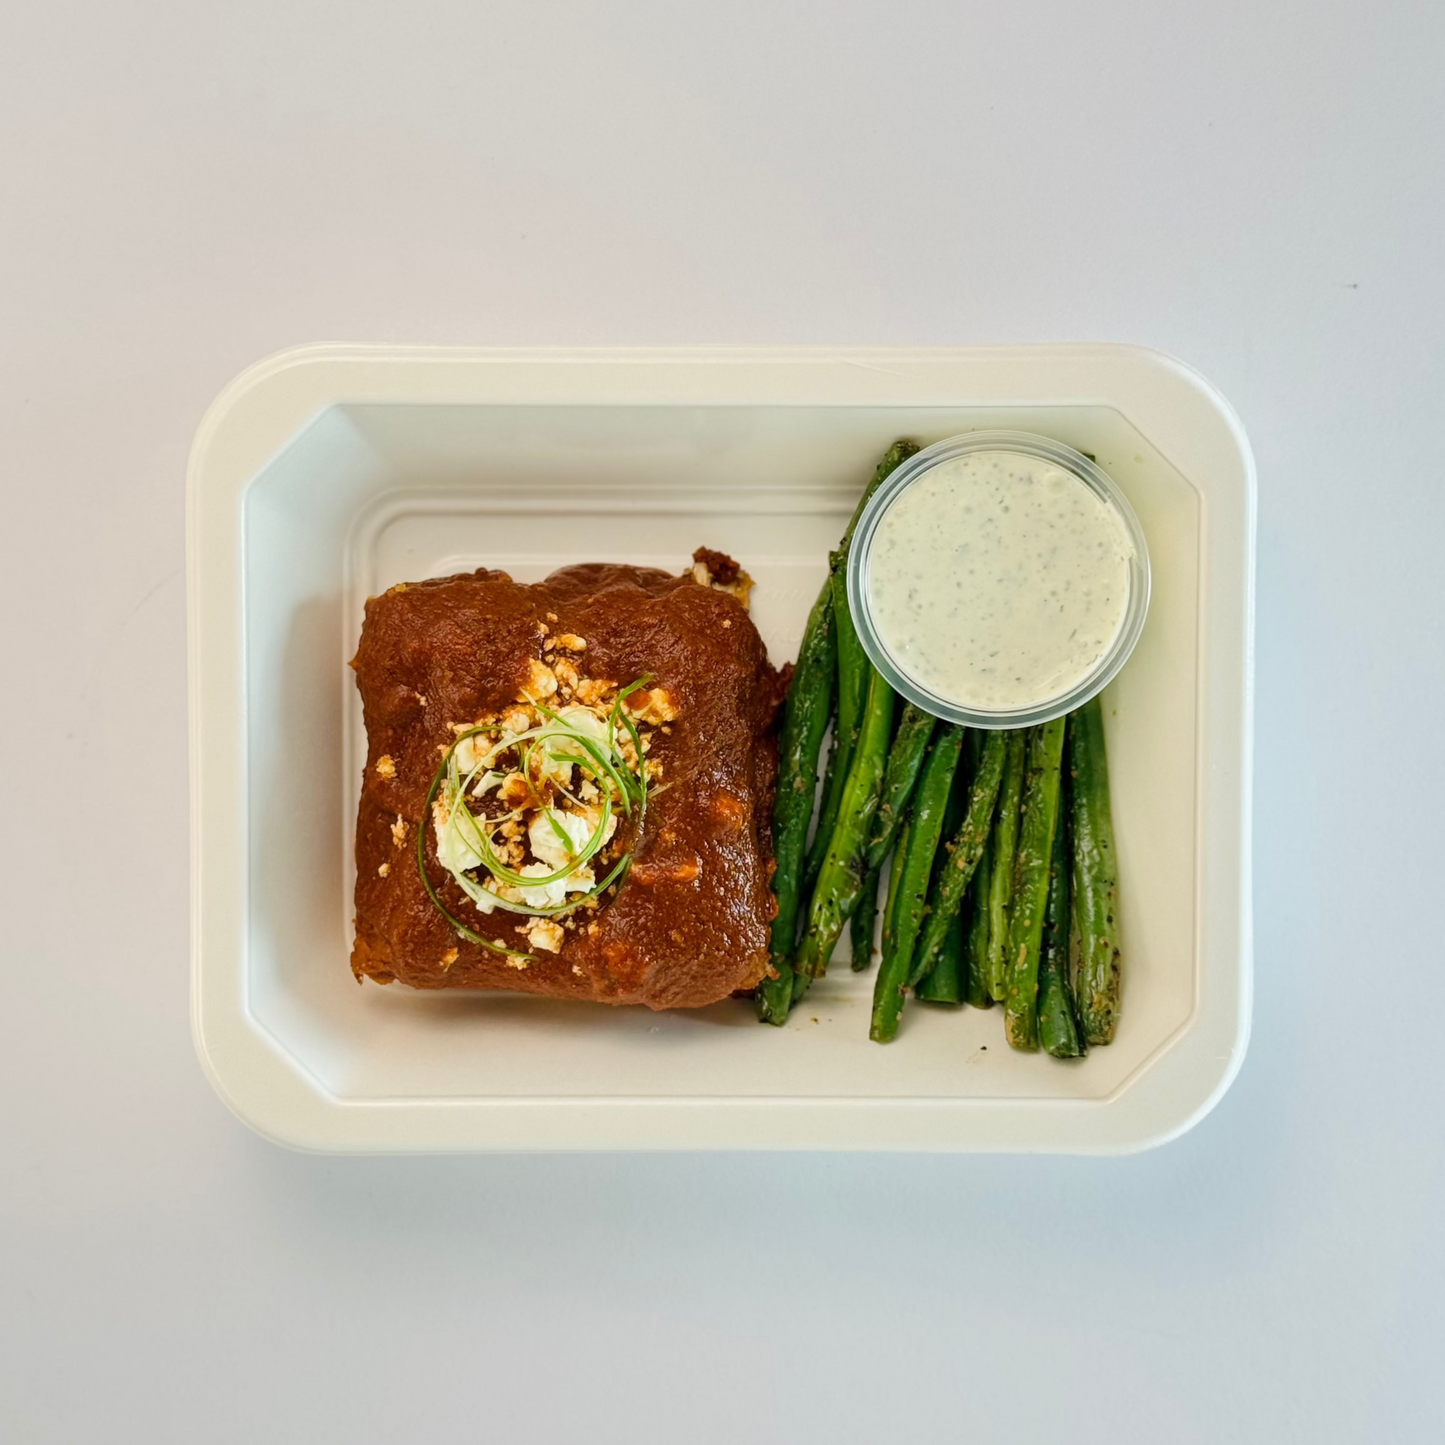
[867,451,1133,711]
[351,562,784,1008]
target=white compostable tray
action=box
[188,345,1254,1153]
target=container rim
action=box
[846,429,1152,729]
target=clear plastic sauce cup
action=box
[847,431,1151,729]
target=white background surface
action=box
[2,2,1442,1441]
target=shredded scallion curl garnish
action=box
[417,676,656,957]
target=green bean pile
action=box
[759,442,1122,1054]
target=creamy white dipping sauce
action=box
[867,450,1134,711]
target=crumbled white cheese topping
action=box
[625,687,678,724]
[502,705,533,735]
[573,677,613,706]
[523,657,558,699]
[514,861,572,910]
[525,918,565,953]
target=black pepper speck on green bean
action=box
[1069,696,1122,1045]
[1003,719,1068,1051]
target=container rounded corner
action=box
[1114,996,1253,1156]
[189,1001,340,1156]
[1105,343,1257,486]
[186,342,359,498]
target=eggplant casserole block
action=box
[350,552,787,1010]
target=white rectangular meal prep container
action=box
[188,345,1254,1153]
